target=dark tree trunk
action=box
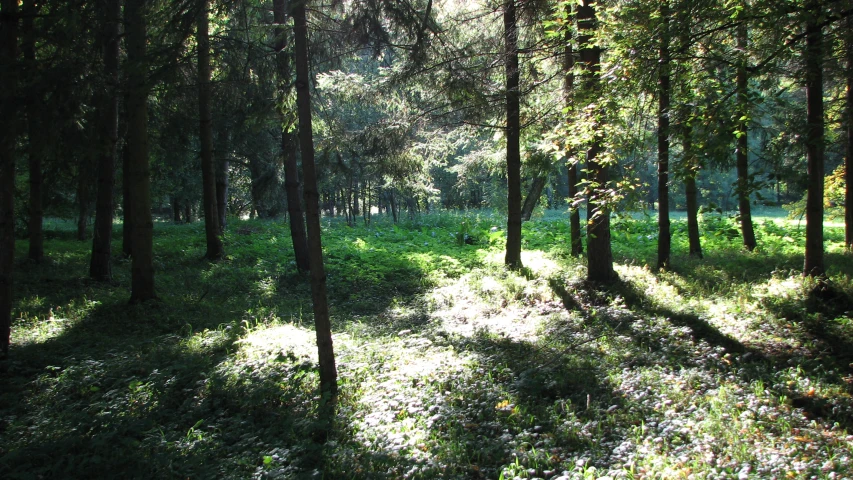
[683,125,703,258]
[90,0,121,281]
[521,176,547,222]
[184,202,192,224]
[845,14,852,250]
[23,2,43,263]
[735,20,757,251]
[294,1,337,397]
[126,0,156,303]
[198,0,223,261]
[215,132,229,233]
[172,197,181,223]
[804,1,825,277]
[389,190,398,223]
[563,11,582,257]
[579,0,615,282]
[1,0,18,358]
[657,0,671,271]
[274,0,309,272]
[504,0,522,270]
[76,165,91,241]
[122,139,133,257]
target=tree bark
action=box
[274,0,309,272]
[0,0,18,358]
[564,11,583,257]
[76,167,91,241]
[657,0,672,271]
[803,0,825,277]
[126,0,156,303]
[294,1,337,397]
[90,0,121,281]
[845,13,852,250]
[122,138,133,257]
[683,124,703,258]
[215,132,229,233]
[521,176,547,222]
[198,0,223,261]
[579,0,615,283]
[23,1,43,263]
[504,0,523,270]
[735,17,757,251]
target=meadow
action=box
[1,208,852,479]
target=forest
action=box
[1,0,853,478]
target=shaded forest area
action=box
[1,0,853,478]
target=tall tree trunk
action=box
[845,13,852,251]
[564,12,583,257]
[521,176,547,222]
[215,132,229,233]
[579,0,615,282]
[803,0,825,277]
[657,0,672,271]
[0,0,18,358]
[198,0,223,261]
[274,0,309,272]
[90,0,121,281]
[735,17,757,251]
[683,126,703,258]
[126,0,156,303]
[122,139,133,257]
[504,0,522,270]
[294,1,337,397]
[23,1,43,263]
[76,167,91,241]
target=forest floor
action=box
[2,208,853,479]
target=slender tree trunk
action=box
[215,132,229,233]
[23,2,43,263]
[90,0,121,280]
[564,13,583,257]
[504,0,522,270]
[803,0,825,277]
[293,1,337,397]
[521,176,547,222]
[735,18,757,251]
[122,139,132,257]
[579,0,615,282]
[126,0,156,303]
[184,203,192,224]
[172,197,181,222]
[274,0,309,272]
[0,0,18,358]
[683,126,703,258]
[657,0,672,271]
[845,13,852,250]
[198,0,223,261]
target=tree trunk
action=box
[215,132,229,233]
[0,0,18,358]
[504,0,522,270]
[294,1,337,397]
[563,11,583,257]
[579,0,615,282]
[657,0,671,271]
[198,1,223,261]
[172,197,181,222]
[520,176,547,222]
[735,18,757,251]
[23,2,43,263]
[845,13,852,251]
[90,0,121,281]
[76,164,91,241]
[126,0,156,303]
[274,0,309,272]
[683,126,702,258]
[122,139,133,257]
[803,0,825,277]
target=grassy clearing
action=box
[2,209,853,479]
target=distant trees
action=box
[1,0,18,358]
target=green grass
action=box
[2,209,853,479]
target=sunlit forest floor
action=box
[2,208,853,479]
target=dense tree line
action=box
[1,0,851,397]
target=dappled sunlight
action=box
[235,322,318,361]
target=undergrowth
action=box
[1,210,852,479]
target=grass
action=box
[2,208,853,479]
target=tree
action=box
[846,12,852,251]
[273,0,309,272]
[293,0,337,396]
[90,0,121,281]
[563,5,583,257]
[22,0,43,263]
[803,0,825,277]
[504,0,522,270]
[126,0,156,302]
[734,3,757,252]
[579,0,615,283]
[657,0,672,270]
[0,0,17,357]
[198,0,223,261]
